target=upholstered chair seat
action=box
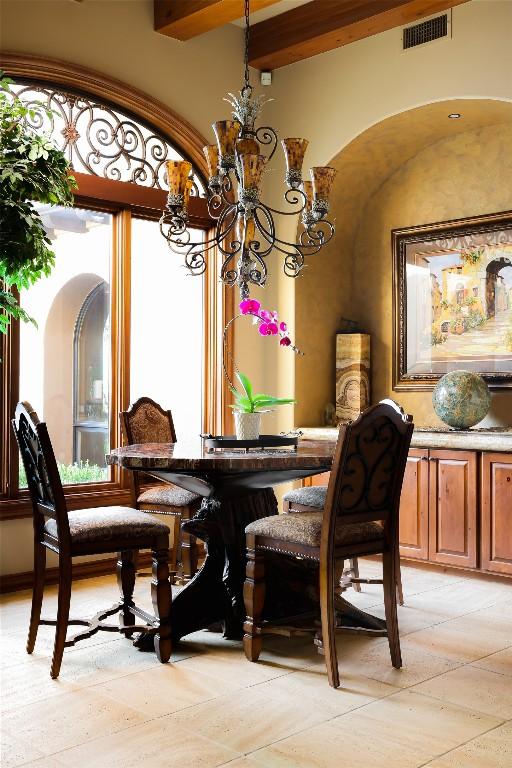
[282,486,327,509]
[137,486,201,508]
[282,482,403,605]
[44,507,170,547]
[246,512,383,549]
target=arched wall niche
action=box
[295,98,512,428]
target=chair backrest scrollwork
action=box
[12,402,70,546]
[120,397,176,505]
[323,399,413,542]
[121,397,176,446]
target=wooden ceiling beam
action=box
[154,0,283,41]
[248,0,470,70]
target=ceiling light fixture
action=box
[448,113,462,119]
[159,0,336,299]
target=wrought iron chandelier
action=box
[160,0,336,300]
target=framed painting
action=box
[393,210,512,390]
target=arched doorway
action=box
[42,269,108,472]
[485,257,512,318]
[73,281,110,467]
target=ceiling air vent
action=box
[403,14,448,50]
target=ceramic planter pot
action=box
[234,411,261,440]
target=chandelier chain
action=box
[244,0,250,91]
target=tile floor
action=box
[1,559,511,768]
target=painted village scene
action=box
[406,237,512,375]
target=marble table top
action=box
[107,438,334,473]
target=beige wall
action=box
[2,0,511,576]
[0,0,245,142]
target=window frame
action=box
[0,57,234,520]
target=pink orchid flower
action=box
[239,299,261,315]
[237,300,301,353]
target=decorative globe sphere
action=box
[432,370,491,430]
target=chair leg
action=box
[180,505,199,581]
[320,555,340,688]
[349,557,361,592]
[50,557,72,679]
[243,538,265,662]
[27,542,46,654]
[117,550,136,637]
[151,546,172,663]
[170,515,181,578]
[395,548,404,606]
[383,547,402,669]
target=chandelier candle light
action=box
[160,0,336,300]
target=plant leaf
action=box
[253,397,296,410]
[236,370,253,401]
[230,395,253,412]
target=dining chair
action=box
[244,399,413,688]
[120,397,202,583]
[12,401,172,679]
[282,485,404,605]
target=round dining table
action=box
[107,438,387,645]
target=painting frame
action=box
[393,210,512,391]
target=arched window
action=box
[1,56,231,510]
[9,82,206,195]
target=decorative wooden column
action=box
[335,333,370,423]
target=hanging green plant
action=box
[0,72,77,334]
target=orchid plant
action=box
[230,370,295,414]
[239,298,301,352]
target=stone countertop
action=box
[298,426,512,453]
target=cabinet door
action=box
[481,452,512,575]
[399,449,429,560]
[429,450,477,568]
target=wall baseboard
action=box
[0,552,154,594]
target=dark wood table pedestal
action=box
[107,443,388,650]
[136,486,386,648]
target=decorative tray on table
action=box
[202,434,301,452]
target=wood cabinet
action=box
[301,445,511,577]
[304,471,330,487]
[399,449,477,568]
[481,452,512,576]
